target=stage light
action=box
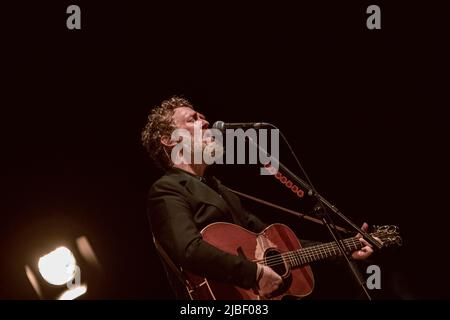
[38,246,77,285]
[26,236,102,299]
[58,284,87,300]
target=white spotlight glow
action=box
[38,246,77,285]
[58,285,87,300]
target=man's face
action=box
[171,107,212,154]
[172,107,209,137]
[168,107,223,165]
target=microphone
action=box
[212,121,271,131]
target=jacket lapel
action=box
[185,176,231,216]
[214,178,247,227]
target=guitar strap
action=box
[225,186,350,234]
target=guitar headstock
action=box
[372,225,402,248]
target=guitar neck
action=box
[283,236,365,268]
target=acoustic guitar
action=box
[183,222,401,300]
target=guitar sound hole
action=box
[264,249,288,276]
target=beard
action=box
[174,133,224,165]
[203,139,224,161]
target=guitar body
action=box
[184,222,314,300]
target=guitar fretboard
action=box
[278,237,364,268]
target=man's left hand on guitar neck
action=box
[351,223,381,260]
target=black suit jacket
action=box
[148,168,267,295]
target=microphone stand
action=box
[246,135,382,300]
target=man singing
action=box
[141,96,374,299]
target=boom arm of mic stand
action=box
[245,135,381,300]
[244,135,381,249]
[270,158,382,250]
[275,155,380,299]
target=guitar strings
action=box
[264,242,358,268]
[257,233,388,268]
[257,236,372,267]
[252,232,388,268]
[255,237,363,267]
[256,238,363,268]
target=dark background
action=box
[1,1,449,299]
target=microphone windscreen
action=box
[212,121,225,131]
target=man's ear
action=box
[160,135,178,147]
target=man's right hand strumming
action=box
[256,264,283,299]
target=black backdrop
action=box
[1,1,449,299]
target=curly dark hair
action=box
[141,96,193,170]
